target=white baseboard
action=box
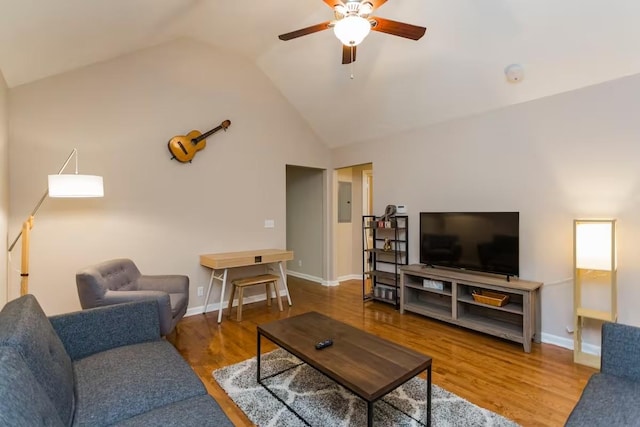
[287,270,339,287]
[337,274,361,282]
[541,333,601,356]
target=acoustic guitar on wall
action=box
[168,119,231,163]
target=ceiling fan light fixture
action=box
[333,15,371,46]
[359,2,374,16]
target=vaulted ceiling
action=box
[2,0,640,147]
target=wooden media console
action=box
[399,264,542,352]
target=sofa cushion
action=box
[565,373,640,426]
[0,295,75,426]
[0,347,65,427]
[601,322,640,381]
[72,340,207,426]
[112,395,233,426]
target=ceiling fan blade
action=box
[342,45,357,64]
[278,21,332,41]
[368,0,388,11]
[323,0,345,8]
[371,17,426,40]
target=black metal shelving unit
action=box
[362,215,408,308]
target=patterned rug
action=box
[213,348,519,427]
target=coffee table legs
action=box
[367,401,374,426]
[256,331,262,384]
[427,365,432,427]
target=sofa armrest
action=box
[49,300,160,361]
[101,290,173,335]
[137,274,189,294]
[601,322,640,381]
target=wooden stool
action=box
[227,274,283,321]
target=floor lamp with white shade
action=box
[7,148,104,297]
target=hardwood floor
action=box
[171,276,594,427]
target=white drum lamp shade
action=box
[48,174,104,198]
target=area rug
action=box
[213,348,519,427]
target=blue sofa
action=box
[565,322,640,426]
[0,294,232,426]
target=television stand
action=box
[400,265,542,352]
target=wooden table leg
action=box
[265,283,272,307]
[273,280,283,311]
[227,285,236,319]
[236,286,244,321]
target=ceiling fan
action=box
[278,0,426,65]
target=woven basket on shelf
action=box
[472,290,509,307]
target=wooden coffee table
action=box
[257,312,432,426]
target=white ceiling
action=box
[2,0,640,147]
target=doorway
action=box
[335,163,373,284]
[285,165,326,284]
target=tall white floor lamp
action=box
[7,148,104,296]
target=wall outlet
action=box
[566,325,574,334]
[197,286,204,297]
[298,260,302,267]
[264,219,275,228]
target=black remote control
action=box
[315,339,333,350]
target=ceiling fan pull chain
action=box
[350,48,355,79]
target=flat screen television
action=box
[419,212,519,277]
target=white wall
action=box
[0,70,8,307]
[8,39,331,315]
[333,73,640,347]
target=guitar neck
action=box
[193,120,231,143]
[194,125,223,142]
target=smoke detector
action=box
[504,64,524,83]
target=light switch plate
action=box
[264,219,275,228]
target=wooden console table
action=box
[200,249,294,323]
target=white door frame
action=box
[362,169,373,216]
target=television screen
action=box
[419,212,519,277]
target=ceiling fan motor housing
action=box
[335,1,374,19]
